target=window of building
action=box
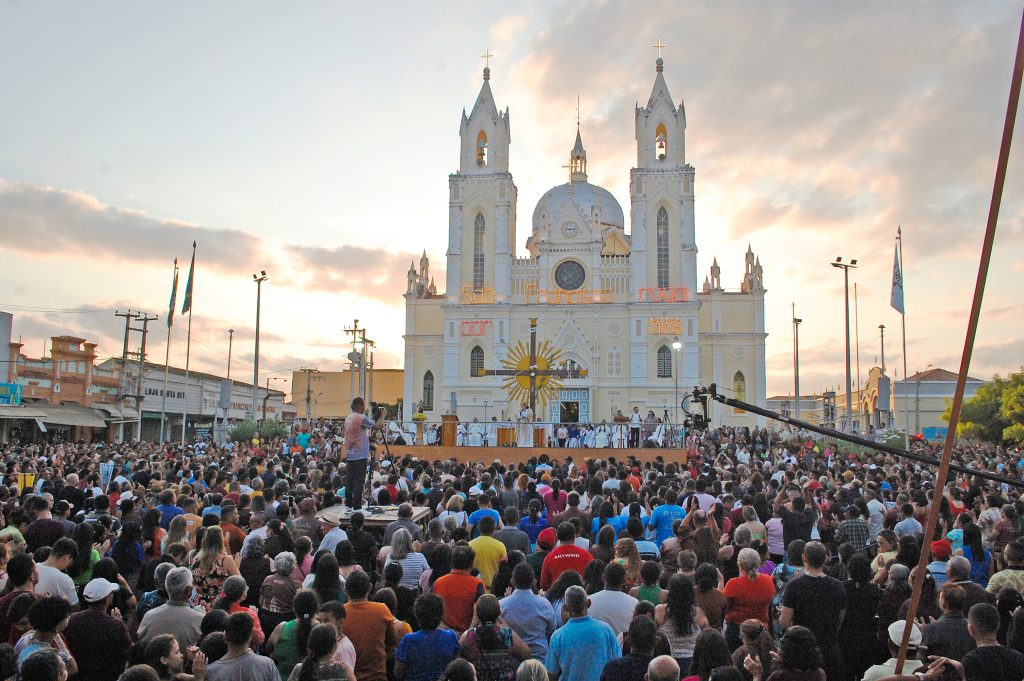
[473,213,485,289]
[657,345,672,378]
[655,123,668,160]
[656,207,669,288]
[733,371,746,413]
[607,347,622,377]
[470,346,484,377]
[422,371,434,411]
[476,130,488,166]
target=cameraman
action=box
[343,396,384,510]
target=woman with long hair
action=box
[743,625,824,681]
[614,537,642,590]
[384,528,429,590]
[67,522,99,589]
[260,552,299,635]
[109,521,145,590]
[519,499,548,546]
[289,624,349,681]
[833,554,878,681]
[693,562,726,630]
[161,515,189,555]
[141,508,165,560]
[334,541,363,583]
[870,530,898,576]
[656,574,709,675]
[957,522,993,586]
[590,525,616,564]
[264,519,296,559]
[92,557,138,615]
[685,629,731,681]
[310,554,343,605]
[291,536,313,583]
[545,570,583,622]
[458,594,531,681]
[190,526,239,607]
[582,559,606,595]
[730,620,776,681]
[693,527,718,567]
[239,537,273,608]
[145,633,207,681]
[268,590,321,681]
[723,548,775,651]
[211,575,264,645]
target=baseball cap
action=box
[537,527,557,550]
[930,540,952,561]
[83,578,120,603]
[887,620,922,647]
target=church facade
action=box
[403,58,767,429]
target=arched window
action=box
[657,345,672,378]
[607,347,622,377]
[422,371,434,411]
[476,130,488,166]
[470,346,485,377]
[655,123,668,160]
[733,371,746,413]
[656,207,669,288]
[473,213,485,289]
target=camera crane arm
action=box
[694,384,1024,491]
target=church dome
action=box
[531,180,625,234]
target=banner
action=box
[99,462,116,490]
[167,259,179,328]
[890,244,905,314]
[0,383,22,405]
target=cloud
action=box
[280,244,427,302]
[0,180,261,269]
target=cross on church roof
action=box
[652,39,667,58]
[481,49,494,68]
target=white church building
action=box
[403,57,767,429]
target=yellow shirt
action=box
[469,535,507,591]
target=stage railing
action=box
[385,419,688,448]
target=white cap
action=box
[83,578,120,602]
[120,491,135,502]
[887,619,922,647]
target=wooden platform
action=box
[383,444,689,465]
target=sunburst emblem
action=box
[500,338,567,410]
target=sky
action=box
[0,1,1022,401]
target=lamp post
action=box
[672,336,682,440]
[831,257,858,433]
[792,305,802,422]
[227,329,235,382]
[252,271,268,422]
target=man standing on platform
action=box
[517,401,534,448]
[628,407,642,448]
[343,397,384,510]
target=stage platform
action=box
[384,444,690,466]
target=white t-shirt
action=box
[587,589,638,635]
[35,563,79,605]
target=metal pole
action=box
[793,305,802,422]
[844,266,853,433]
[227,329,234,382]
[898,228,910,449]
[896,14,1023,671]
[159,315,172,445]
[879,324,886,374]
[854,283,861,424]
[252,272,268,422]
[136,313,157,441]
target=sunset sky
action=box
[1,2,1022,400]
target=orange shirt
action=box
[432,571,484,632]
[343,600,395,681]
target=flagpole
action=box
[180,242,196,446]
[159,259,178,446]
[898,226,910,449]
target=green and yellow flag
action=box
[181,241,196,314]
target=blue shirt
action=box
[468,508,501,537]
[647,504,686,547]
[894,516,923,538]
[156,503,184,530]
[500,588,557,660]
[344,412,375,461]
[545,615,621,681]
[591,516,625,540]
[395,628,460,681]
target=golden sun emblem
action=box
[500,338,567,410]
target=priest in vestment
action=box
[516,402,534,448]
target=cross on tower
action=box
[475,318,587,414]
[652,39,667,58]
[481,49,494,68]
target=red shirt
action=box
[723,573,775,625]
[431,571,484,632]
[540,543,594,590]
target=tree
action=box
[944,368,1024,445]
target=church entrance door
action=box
[550,389,589,424]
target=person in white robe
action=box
[456,421,467,446]
[468,418,484,446]
[486,417,498,447]
[516,402,534,448]
[594,422,610,448]
[646,421,665,448]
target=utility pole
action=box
[367,343,376,407]
[792,304,802,422]
[252,271,268,422]
[134,313,158,441]
[299,367,320,423]
[114,310,139,442]
[344,319,364,402]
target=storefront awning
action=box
[91,404,140,422]
[0,405,47,420]
[35,405,107,428]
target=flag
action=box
[167,259,179,328]
[181,241,196,314]
[890,243,905,314]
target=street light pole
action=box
[831,257,858,433]
[252,271,268,422]
[879,324,886,374]
[672,337,682,441]
[793,305,802,422]
[227,329,235,382]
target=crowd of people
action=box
[0,396,1023,681]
